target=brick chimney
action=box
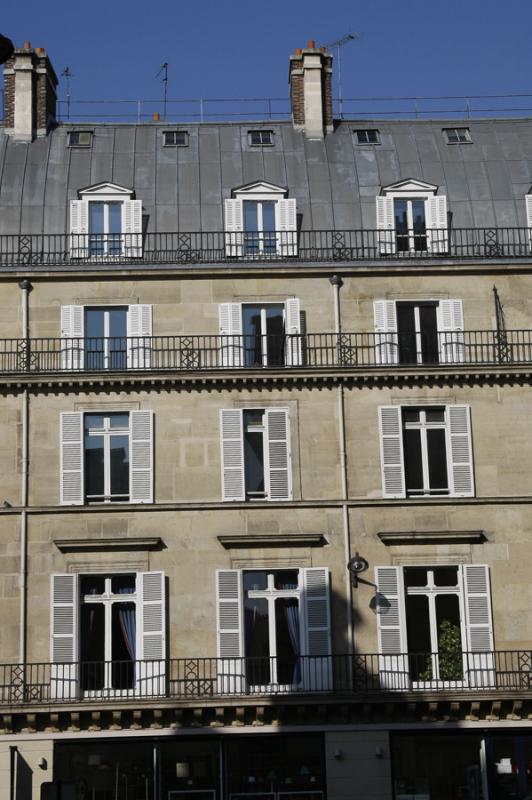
[289,40,333,139]
[3,41,58,140]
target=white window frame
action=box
[248,129,274,146]
[84,412,130,504]
[377,179,448,255]
[403,407,449,497]
[84,305,128,370]
[443,127,472,144]
[225,181,297,258]
[70,182,142,259]
[354,128,380,145]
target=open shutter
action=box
[220,409,245,501]
[446,405,474,497]
[130,410,153,503]
[137,571,166,695]
[285,298,302,366]
[378,406,406,498]
[123,199,143,257]
[224,199,244,257]
[50,574,79,699]
[127,304,152,369]
[375,566,409,690]
[219,303,243,368]
[437,299,464,364]
[426,195,448,253]
[60,305,84,370]
[265,408,292,501]
[460,565,495,688]
[526,196,532,252]
[216,570,244,693]
[276,198,298,256]
[69,199,89,259]
[302,568,332,691]
[60,412,84,505]
[373,300,398,365]
[376,196,396,255]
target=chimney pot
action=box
[23,40,31,50]
[153,112,161,121]
[307,39,315,48]
[295,48,302,55]
[35,47,45,54]
[289,45,333,139]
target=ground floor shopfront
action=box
[5,726,532,800]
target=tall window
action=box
[402,407,448,497]
[394,198,427,252]
[376,181,448,256]
[396,302,439,364]
[243,569,301,687]
[85,307,127,370]
[243,200,276,255]
[242,303,285,366]
[80,574,137,691]
[84,413,130,503]
[224,182,297,258]
[70,183,143,260]
[404,566,463,681]
[89,201,123,256]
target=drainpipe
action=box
[18,279,31,667]
[329,275,354,654]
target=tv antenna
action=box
[155,62,169,120]
[61,67,74,120]
[322,32,361,119]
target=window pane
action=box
[397,304,417,364]
[108,203,122,234]
[412,200,426,233]
[427,428,448,491]
[274,570,299,590]
[265,305,285,366]
[243,571,268,592]
[244,596,270,685]
[419,304,439,363]
[402,408,420,424]
[403,428,423,494]
[425,408,445,423]
[242,305,263,367]
[435,594,463,680]
[406,594,432,679]
[85,434,104,499]
[244,201,258,232]
[80,603,105,690]
[85,308,105,370]
[433,566,458,587]
[80,575,105,595]
[85,414,105,432]
[108,308,127,338]
[110,435,129,498]
[111,574,136,594]
[275,598,300,684]
[262,202,276,232]
[112,602,136,688]
[109,413,129,429]
[404,567,428,588]
[89,202,104,234]
[244,430,265,494]
[85,308,105,339]
[394,199,409,252]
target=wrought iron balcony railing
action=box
[0,227,530,266]
[1,651,530,705]
[0,330,530,374]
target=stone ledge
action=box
[53,536,164,552]
[217,533,329,549]
[378,530,486,546]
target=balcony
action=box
[1,652,531,706]
[0,227,530,266]
[0,330,530,375]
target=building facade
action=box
[0,39,532,800]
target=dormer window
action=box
[163,130,188,147]
[376,179,448,256]
[70,182,142,259]
[68,130,93,148]
[224,180,297,258]
[443,127,471,145]
[354,128,380,145]
[248,130,274,146]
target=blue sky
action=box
[2,0,532,120]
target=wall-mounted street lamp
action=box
[347,552,369,587]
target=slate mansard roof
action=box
[1,118,532,235]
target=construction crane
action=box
[322,32,361,119]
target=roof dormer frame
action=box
[77,182,136,200]
[381,178,439,198]
[231,180,288,201]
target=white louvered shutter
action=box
[276,198,298,256]
[302,568,332,691]
[123,199,143,257]
[137,571,166,695]
[375,566,409,690]
[265,408,292,501]
[460,565,495,688]
[224,199,244,257]
[376,196,395,255]
[437,299,465,364]
[446,405,474,497]
[378,406,406,498]
[60,305,84,370]
[60,412,84,505]
[69,199,89,258]
[373,300,398,365]
[130,410,154,504]
[50,573,79,699]
[127,304,152,369]
[526,195,532,252]
[220,409,245,501]
[216,570,244,693]
[426,195,448,253]
[285,298,302,366]
[219,303,243,367]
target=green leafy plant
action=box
[418,619,463,681]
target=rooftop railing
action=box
[0,651,530,706]
[0,330,530,375]
[0,227,530,266]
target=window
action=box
[68,130,92,148]
[216,568,331,692]
[444,127,471,144]
[60,303,152,371]
[378,404,474,499]
[163,130,188,147]
[249,129,274,146]
[60,410,153,505]
[354,128,380,144]
[224,181,297,257]
[220,407,292,501]
[50,571,165,699]
[373,299,464,365]
[218,299,302,368]
[70,182,142,259]
[376,179,448,255]
[375,565,494,689]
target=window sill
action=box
[53,536,164,552]
[377,530,486,546]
